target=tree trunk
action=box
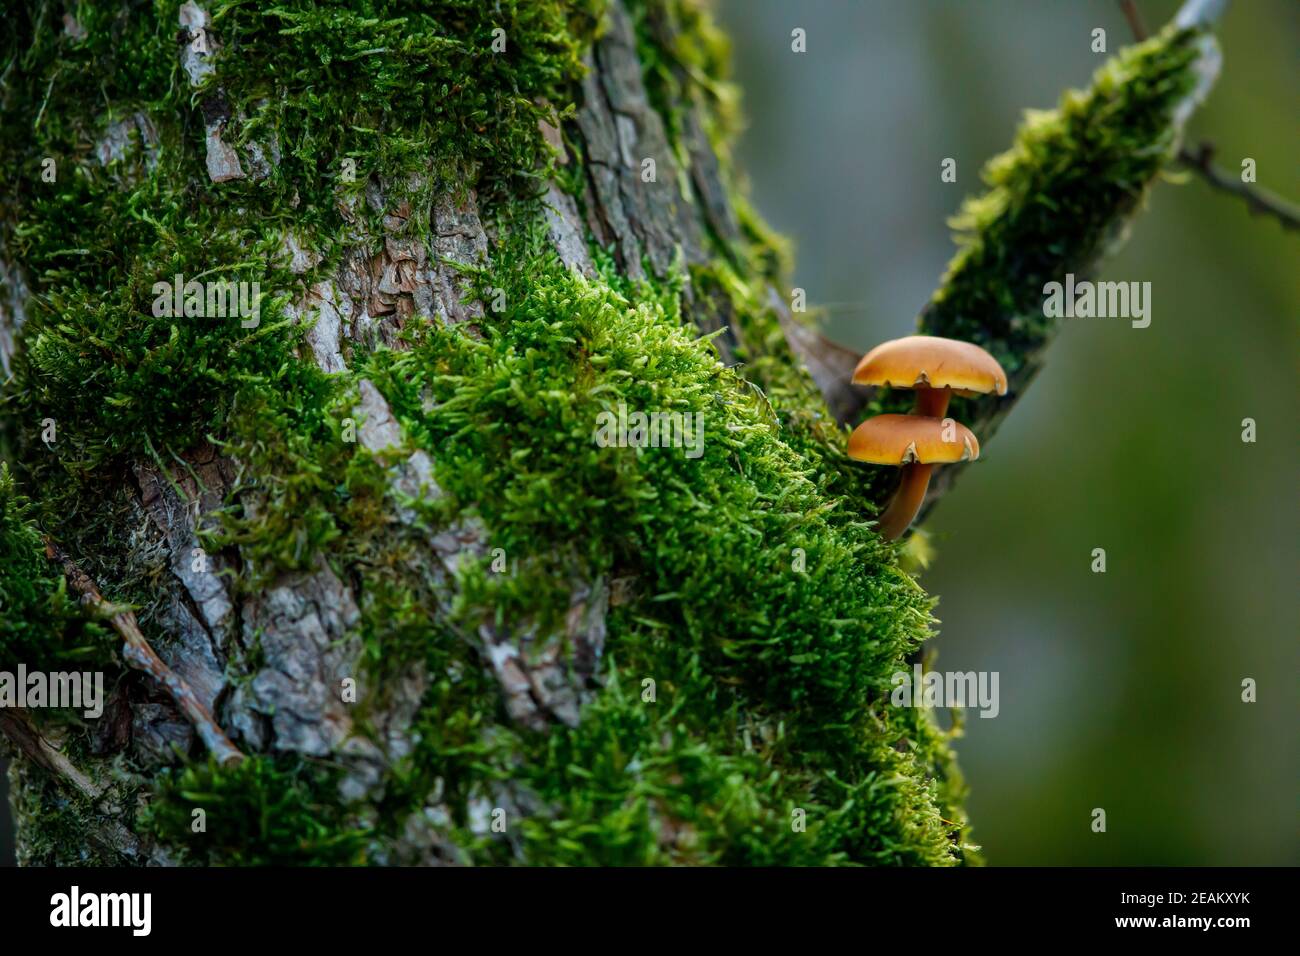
[0,0,1220,865]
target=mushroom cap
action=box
[852,335,1007,397]
[847,414,980,465]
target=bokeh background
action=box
[2,0,1295,865]
[715,0,1298,864]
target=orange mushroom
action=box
[848,414,980,540]
[852,335,1007,419]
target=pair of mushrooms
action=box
[848,336,1007,540]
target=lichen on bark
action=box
[0,0,1220,865]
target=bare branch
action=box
[1177,141,1300,231]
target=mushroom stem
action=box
[877,463,934,541]
[915,387,951,420]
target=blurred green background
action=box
[2,0,1294,867]
[716,0,1298,864]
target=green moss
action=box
[205,360,357,583]
[345,228,969,864]
[0,463,110,668]
[8,760,121,866]
[505,663,966,865]
[221,2,600,200]
[3,130,306,469]
[143,754,371,865]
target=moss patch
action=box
[342,226,968,864]
[144,755,371,866]
[0,463,112,668]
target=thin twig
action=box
[1119,0,1300,232]
[0,707,102,800]
[1119,0,1149,40]
[1177,141,1300,231]
[43,538,244,766]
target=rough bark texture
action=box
[0,0,1220,865]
